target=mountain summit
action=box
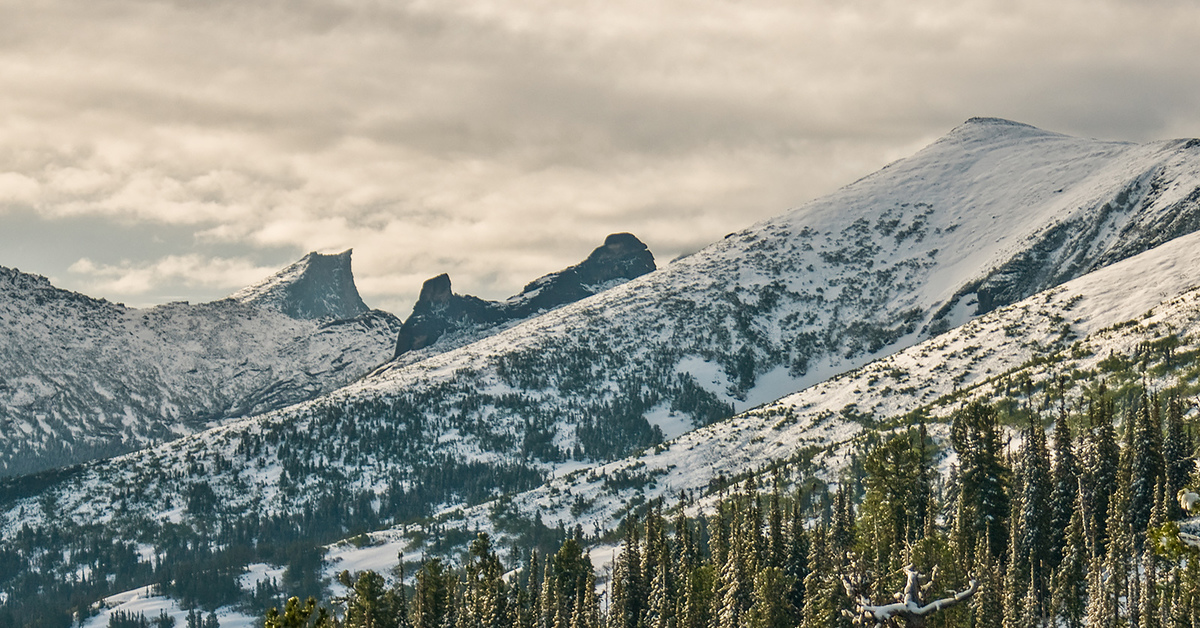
[394,232,655,356]
[230,249,369,320]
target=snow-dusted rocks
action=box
[229,249,369,321]
[393,232,656,357]
[0,254,400,476]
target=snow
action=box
[642,403,693,441]
[82,585,257,628]
[239,562,287,591]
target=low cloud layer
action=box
[2,0,1199,313]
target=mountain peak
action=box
[230,249,369,320]
[393,233,656,357]
[933,116,1065,147]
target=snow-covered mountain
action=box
[0,251,401,477]
[8,117,1200,526]
[4,117,1200,620]
[403,227,1200,561]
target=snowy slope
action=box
[408,228,1200,555]
[0,255,401,476]
[4,118,1200,612]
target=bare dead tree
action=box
[842,564,979,628]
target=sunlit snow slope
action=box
[418,228,1200,553]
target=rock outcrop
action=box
[230,249,369,320]
[394,233,656,356]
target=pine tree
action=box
[971,535,1004,628]
[800,525,837,628]
[1013,417,1053,613]
[745,567,796,628]
[339,570,409,628]
[412,558,453,628]
[609,518,644,628]
[714,503,751,628]
[1049,490,1087,628]
[1082,386,1120,556]
[766,474,785,569]
[782,500,809,616]
[1049,416,1080,568]
[1124,391,1165,539]
[951,401,1011,561]
[265,596,333,628]
[1163,397,1193,520]
[1082,555,1117,628]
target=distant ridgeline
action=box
[393,233,656,357]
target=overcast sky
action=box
[2,0,1199,314]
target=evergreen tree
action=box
[412,558,453,628]
[1049,491,1088,628]
[766,474,785,569]
[714,503,751,628]
[264,596,333,628]
[1125,392,1166,539]
[800,525,837,628]
[971,535,1004,628]
[1081,385,1119,556]
[745,568,796,628]
[951,401,1011,560]
[782,500,809,616]
[1163,397,1193,520]
[1013,418,1053,613]
[609,518,644,628]
[339,569,409,628]
[1049,416,1080,567]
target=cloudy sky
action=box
[2,0,1199,314]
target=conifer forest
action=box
[255,385,1200,628]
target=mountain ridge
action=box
[0,255,401,477]
[394,232,655,357]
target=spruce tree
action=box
[1163,397,1193,520]
[1049,491,1087,628]
[609,518,644,628]
[1081,393,1119,557]
[1125,392,1165,538]
[1049,416,1079,568]
[971,535,1004,628]
[745,568,796,628]
[412,558,453,628]
[1014,417,1053,611]
[951,401,1011,561]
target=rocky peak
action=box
[230,249,369,320]
[394,233,656,357]
[416,273,454,307]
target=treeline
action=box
[278,386,1199,627]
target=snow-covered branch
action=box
[843,565,978,627]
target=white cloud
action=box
[67,255,278,299]
[0,172,40,205]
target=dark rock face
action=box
[394,274,507,355]
[394,233,655,357]
[234,250,370,320]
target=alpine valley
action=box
[5,117,1200,627]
